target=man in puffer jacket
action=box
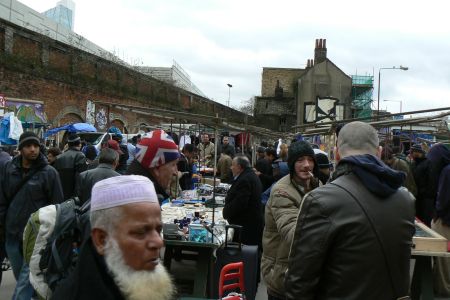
[285,121,415,300]
[261,141,319,300]
[0,132,64,300]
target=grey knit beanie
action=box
[18,132,40,150]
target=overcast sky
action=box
[20,0,449,114]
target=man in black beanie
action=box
[262,141,318,300]
[54,133,87,199]
[0,131,64,299]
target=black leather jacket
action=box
[53,148,87,200]
[285,164,415,300]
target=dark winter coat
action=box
[219,143,236,158]
[0,153,64,240]
[412,157,434,225]
[75,163,120,204]
[53,147,87,200]
[285,155,415,300]
[255,158,274,190]
[427,143,450,225]
[177,153,193,190]
[222,167,263,246]
[116,144,129,174]
[126,159,169,205]
[51,238,125,300]
[0,150,10,166]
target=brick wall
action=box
[0,18,254,131]
[48,46,71,73]
[13,34,41,65]
[261,68,305,97]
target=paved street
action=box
[0,268,268,300]
[1,264,447,300]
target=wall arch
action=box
[52,106,85,126]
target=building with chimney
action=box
[254,39,353,131]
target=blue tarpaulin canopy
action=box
[44,123,97,138]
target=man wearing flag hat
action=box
[127,129,180,204]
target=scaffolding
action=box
[351,75,374,119]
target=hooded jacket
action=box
[285,154,415,300]
[0,153,64,239]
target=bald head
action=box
[337,121,379,158]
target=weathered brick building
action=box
[0,18,253,134]
[254,39,352,131]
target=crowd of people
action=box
[0,121,449,299]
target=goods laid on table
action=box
[161,183,231,245]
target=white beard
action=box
[104,238,175,300]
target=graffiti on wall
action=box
[5,99,47,123]
[86,100,95,125]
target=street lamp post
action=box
[377,65,408,120]
[227,83,232,107]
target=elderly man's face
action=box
[113,202,163,271]
[153,159,179,189]
[230,159,243,177]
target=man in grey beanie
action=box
[261,141,318,300]
[0,131,64,300]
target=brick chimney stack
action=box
[314,38,327,64]
[305,59,315,69]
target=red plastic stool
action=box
[218,262,246,299]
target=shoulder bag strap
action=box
[8,165,44,204]
[331,181,409,300]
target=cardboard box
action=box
[202,177,220,186]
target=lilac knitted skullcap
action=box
[91,175,158,212]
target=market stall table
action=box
[411,250,450,300]
[161,197,229,298]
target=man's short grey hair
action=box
[90,206,123,234]
[337,121,379,157]
[99,148,119,165]
[233,155,250,169]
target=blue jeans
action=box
[5,237,33,300]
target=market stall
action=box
[161,184,231,298]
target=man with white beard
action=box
[51,175,175,300]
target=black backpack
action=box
[23,198,91,299]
